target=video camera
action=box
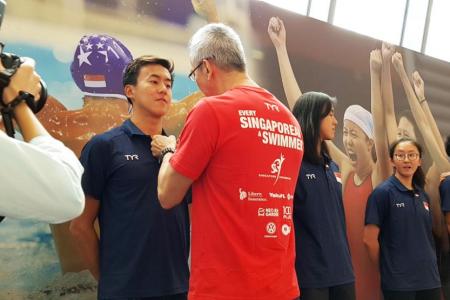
[0,0,48,138]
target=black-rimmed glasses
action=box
[394,153,420,161]
[188,61,204,81]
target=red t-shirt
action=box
[170,86,303,300]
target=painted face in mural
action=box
[343,119,374,167]
[320,107,338,141]
[397,116,417,141]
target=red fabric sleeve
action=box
[170,100,219,180]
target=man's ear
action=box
[203,59,213,80]
[124,85,134,104]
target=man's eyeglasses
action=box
[394,153,420,161]
[188,61,204,81]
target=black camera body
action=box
[0,0,48,138]
[0,46,48,113]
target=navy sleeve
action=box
[80,134,112,200]
[440,178,450,213]
[365,187,388,226]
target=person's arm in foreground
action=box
[0,58,84,223]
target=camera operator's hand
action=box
[1,57,41,104]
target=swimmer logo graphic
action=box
[258,153,292,184]
[271,153,285,185]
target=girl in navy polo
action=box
[292,92,355,300]
[364,138,441,300]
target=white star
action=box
[100,36,107,41]
[99,50,108,63]
[96,42,104,49]
[86,43,93,50]
[82,37,89,43]
[78,46,92,66]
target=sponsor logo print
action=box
[124,154,139,161]
[287,193,294,201]
[283,206,292,220]
[395,203,405,208]
[257,208,279,217]
[282,224,291,236]
[239,188,247,200]
[239,188,266,202]
[266,222,276,235]
[269,192,285,199]
[423,201,429,211]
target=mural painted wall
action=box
[1,0,450,299]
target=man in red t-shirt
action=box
[152,23,303,300]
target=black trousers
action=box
[300,282,356,300]
[382,288,441,300]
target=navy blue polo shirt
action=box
[80,119,190,299]
[440,176,450,213]
[365,175,440,291]
[294,154,354,288]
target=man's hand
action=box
[370,49,382,74]
[268,17,286,49]
[1,57,41,104]
[412,71,425,102]
[381,42,395,62]
[151,135,176,158]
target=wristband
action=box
[159,147,175,164]
[0,91,34,138]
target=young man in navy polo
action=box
[70,56,190,300]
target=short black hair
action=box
[122,55,175,105]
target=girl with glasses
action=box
[364,138,441,300]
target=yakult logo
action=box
[271,153,285,185]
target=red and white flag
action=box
[334,172,342,184]
[84,74,106,88]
